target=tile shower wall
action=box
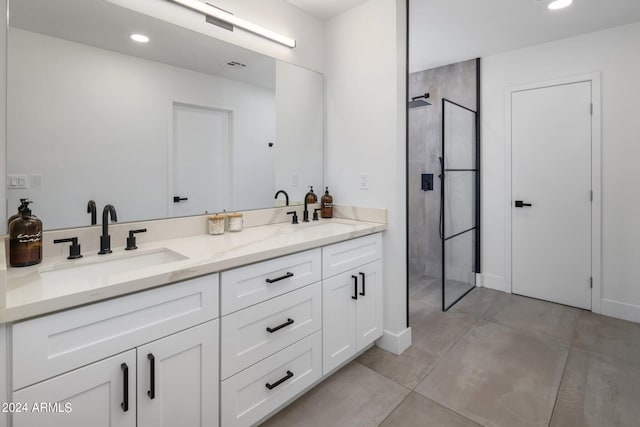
[408,59,477,279]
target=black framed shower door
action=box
[441,98,479,311]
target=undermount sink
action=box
[38,249,188,285]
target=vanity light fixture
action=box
[130,34,150,43]
[168,0,296,48]
[548,0,572,10]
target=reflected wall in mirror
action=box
[6,0,323,230]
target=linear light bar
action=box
[168,0,296,48]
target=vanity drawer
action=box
[221,249,321,315]
[322,233,382,278]
[221,282,321,379]
[221,331,322,427]
[12,274,219,390]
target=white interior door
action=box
[511,81,592,310]
[171,103,230,217]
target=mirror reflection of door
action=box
[171,103,231,217]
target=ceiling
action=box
[285,0,370,19]
[9,0,276,89]
[410,0,640,72]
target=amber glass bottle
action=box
[9,201,43,267]
[321,187,333,218]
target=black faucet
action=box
[275,190,289,206]
[98,204,118,254]
[87,200,97,225]
[303,187,317,222]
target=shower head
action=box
[409,93,431,108]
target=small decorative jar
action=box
[228,212,243,232]
[208,214,225,235]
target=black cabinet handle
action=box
[266,272,294,284]
[359,272,366,296]
[120,363,129,412]
[147,353,156,399]
[265,370,294,390]
[514,200,532,208]
[173,196,189,203]
[266,318,295,333]
[352,275,358,300]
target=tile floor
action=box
[262,276,640,426]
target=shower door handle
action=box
[514,200,532,208]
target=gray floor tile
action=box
[410,310,478,357]
[572,310,640,364]
[448,287,502,317]
[380,392,481,427]
[356,344,438,389]
[408,297,440,325]
[550,348,640,427]
[260,361,409,427]
[483,292,581,344]
[415,321,568,427]
[409,275,440,301]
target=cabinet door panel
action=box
[356,260,384,351]
[322,272,357,375]
[137,320,218,427]
[13,350,136,427]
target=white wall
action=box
[0,324,6,427]
[275,61,324,204]
[7,28,275,229]
[325,0,409,352]
[106,0,325,73]
[482,22,640,322]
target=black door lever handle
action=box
[515,200,532,208]
[173,196,189,203]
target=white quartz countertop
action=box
[1,218,385,323]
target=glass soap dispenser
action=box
[321,187,333,218]
[9,200,43,267]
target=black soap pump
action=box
[8,198,29,228]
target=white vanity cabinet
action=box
[10,275,220,427]
[322,234,383,374]
[220,249,323,426]
[2,230,385,427]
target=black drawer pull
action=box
[147,353,156,399]
[120,363,129,412]
[266,272,294,284]
[352,275,358,300]
[265,370,294,390]
[359,272,366,296]
[266,318,295,333]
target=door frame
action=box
[167,101,234,217]
[504,73,602,313]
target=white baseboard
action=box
[600,299,640,324]
[375,327,412,355]
[478,273,508,292]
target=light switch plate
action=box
[360,173,369,190]
[7,174,28,189]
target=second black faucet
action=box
[98,204,118,254]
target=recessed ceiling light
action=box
[130,34,150,43]
[548,0,572,10]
